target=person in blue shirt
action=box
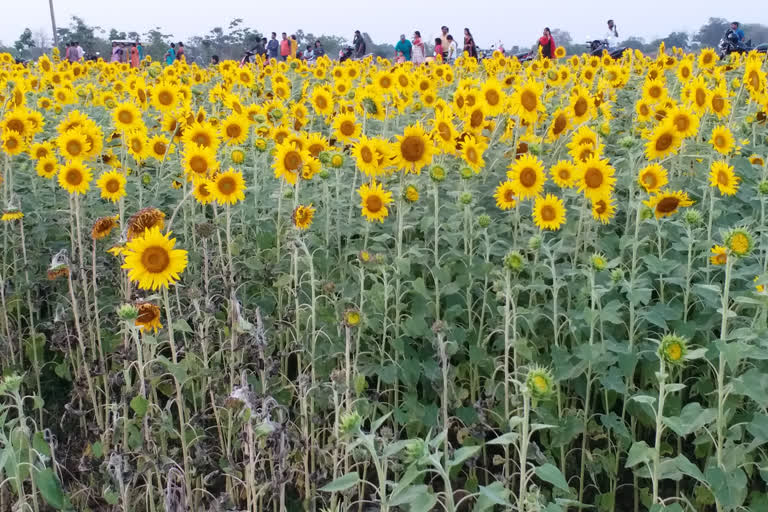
[395,34,412,61]
[730,22,745,43]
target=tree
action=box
[619,36,647,51]
[693,17,729,48]
[551,29,572,47]
[14,28,35,54]
[655,31,690,50]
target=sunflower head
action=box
[121,226,188,290]
[503,250,525,272]
[404,184,420,203]
[127,207,166,240]
[343,308,361,328]
[292,204,316,230]
[659,334,688,366]
[526,366,555,400]
[91,215,119,240]
[725,228,753,257]
[135,302,163,333]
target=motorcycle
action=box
[512,50,534,63]
[586,39,629,59]
[239,50,255,68]
[718,30,767,58]
[339,46,354,62]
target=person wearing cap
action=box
[395,34,412,61]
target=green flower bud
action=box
[640,206,654,221]
[117,304,139,322]
[283,188,294,199]
[329,153,345,169]
[503,250,525,272]
[759,181,768,195]
[429,165,446,182]
[404,438,427,463]
[684,209,701,226]
[527,143,542,156]
[526,366,555,400]
[141,173,151,185]
[339,411,362,436]
[725,228,753,257]
[319,169,330,179]
[619,135,635,148]
[477,214,491,229]
[528,234,542,251]
[659,334,688,366]
[460,166,474,179]
[591,253,606,271]
[459,192,473,205]
[611,268,624,283]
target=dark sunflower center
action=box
[584,168,603,188]
[520,90,537,111]
[106,179,120,193]
[573,97,588,117]
[360,146,373,163]
[340,121,355,136]
[519,167,537,187]
[485,89,500,106]
[141,246,170,273]
[226,124,242,138]
[284,151,301,170]
[717,170,729,186]
[401,135,425,162]
[158,90,174,106]
[656,196,680,213]
[656,133,673,151]
[154,142,167,155]
[118,110,133,124]
[66,169,83,185]
[189,155,208,174]
[540,205,556,221]
[218,177,236,195]
[553,115,567,134]
[366,195,383,213]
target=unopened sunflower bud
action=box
[619,135,635,148]
[611,268,624,283]
[726,228,753,257]
[527,143,542,156]
[429,165,446,182]
[339,411,362,436]
[591,253,606,271]
[477,214,491,229]
[659,334,688,366]
[503,250,525,272]
[330,153,345,168]
[528,234,542,251]
[459,192,473,205]
[460,166,474,179]
[526,367,555,400]
[117,304,139,322]
[759,181,768,195]
[640,207,654,221]
[283,188,294,199]
[318,169,330,179]
[343,308,361,328]
[684,209,701,226]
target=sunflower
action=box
[149,135,173,160]
[306,133,329,158]
[667,105,699,139]
[36,157,59,179]
[493,181,517,210]
[710,245,728,265]
[219,114,249,146]
[533,194,566,231]
[576,156,615,200]
[635,99,654,122]
[29,141,54,160]
[273,143,309,186]
[709,161,739,196]
[509,80,544,124]
[1,130,26,156]
[122,227,188,291]
[150,82,180,112]
[183,122,220,151]
[310,87,334,117]
[191,179,213,205]
[404,184,419,203]
[393,124,434,174]
[212,168,246,205]
[568,86,594,125]
[645,120,681,160]
[709,85,731,118]
[332,112,361,144]
[183,144,218,182]
[637,163,669,194]
[96,170,127,202]
[126,129,150,162]
[464,103,488,134]
[749,154,765,167]
[642,78,668,104]
[644,190,694,218]
[113,101,144,133]
[547,108,571,142]
[550,160,577,188]
[480,79,506,115]
[709,125,734,155]
[659,334,688,366]
[1,108,31,138]
[698,48,717,69]
[507,154,546,199]
[135,302,163,333]
[1,210,23,222]
[677,59,694,82]
[726,228,753,257]
[460,135,487,172]
[589,193,616,223]
[431,111,458,153]
[292,204,316,230]
[126,207,165,240]
[352,136,384,177]
[358,180,393,223]
[91,215,119,240]
[685,76,710,115]
[58,160,92,195]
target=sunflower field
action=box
[1,43,768,511]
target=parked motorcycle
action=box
[586,39,629,59]
[718,29,767,58]
[339,46,354,62]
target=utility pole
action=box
[49,0,59,48]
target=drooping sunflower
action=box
[192,179,214,205]
[1,210,24,222]
[550,160,577,188]
[36,157,59,179]
[219,114,249,146]
[292,204,316,230]
[183,144,218,182]
[212,168,246,205]
[96,170,127,202]
[460,135,488,172]
[273,142,310,186]
[749,154,765,167]
[644,119,681,160]
[509,80,544,124]
[122,227,188,290]
[576,156,616,200]
[637,163,669,194]
[393,124,434,175]
[709,161,740,196]
[591,194,616,224]
[58,160,93,195]
[358,180,393,223]
[533,194,566,231]
[127,207,166,240]
[709,125,734,155]
[112,102,142,132]
[493,181,517,211]
[332,111,361,144]
[644,190,694,218]
[135,302,163,333]
[91,215,119,240]
[710,245,728,265]
[507,154,546,200]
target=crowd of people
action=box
[393,26,474,64]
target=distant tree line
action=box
[1,16,767,63]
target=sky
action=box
[2,1,765,50]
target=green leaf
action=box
[731,369,768,408]
[535,463,570,492]
[91,441,104,459]
[35,468,65,509]
[448,446,480,468]
[705,466,748,509]
[130,395,149,418]
[473,482,511,512]
[319,472,360,492]
[408,490,438,512]
[658,455,705,482]
[487,432,519,445]
[599,413,631,442]
[625,441,653,468]
[662,402,716,437]
[747,413,768,445]
[370,412,392,433]
[33,431,51,458]
[172,319,194,334]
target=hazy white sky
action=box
[2,1,765,49]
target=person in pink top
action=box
[280,32,290,61]
[433,38,443,62]
[130,43,140,68]
[412,31,425,64]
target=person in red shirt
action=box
[538,28,556,59]
[433,38,443,62]
[280,32,290,61]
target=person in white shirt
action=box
[605,20,619,47]
[446,34,459,63]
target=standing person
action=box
[280,33,290,61]
[65,42,71,62]
[76,42,84,61]
[440,26,449,60]
[290,35,298,58]
[165,42,176,65]
[267,33,279,60]
[110,42,121,63]
[433,38,444,62]
[605,19,619,46]
[538,28,556,59]
[211,55,220,66]
[353,30,366,58]
[176,42,186,62]
[137,41,144,62]
[394,34,412,61]
[412,31,426,64]
[313,40,325,58]
[463,28,477,58]
[120,43,128,63]
[446,34,459,63]
[130,42,140,68]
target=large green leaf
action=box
[535,463,570,492]
[35,468,65,509]
[473,482,511,512]
[662,402,716,437]
[319,472,359,492]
